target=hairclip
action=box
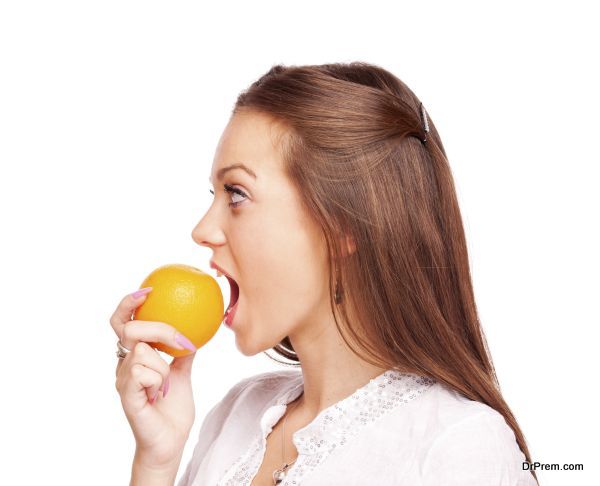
[419,102,430,143]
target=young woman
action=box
[112,62,538,485]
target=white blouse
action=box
[177,368,537,486]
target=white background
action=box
[1,1,597,485]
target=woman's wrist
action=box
[130,449,183,486]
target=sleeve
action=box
[422,411,539,486]
[176,375,256,486]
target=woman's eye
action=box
[224,184,248,208]
[208,184,248,208]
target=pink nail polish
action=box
[175,332,197,352]
[131,287,152,299]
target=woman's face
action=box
[191,111,330,355]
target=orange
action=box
[133,263,224,357]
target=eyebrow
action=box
[208,163,257,184]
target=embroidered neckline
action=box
[284,369,436,455]
[216,369,436,485]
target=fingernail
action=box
[163,376,170,398]
[175,332,197,352]
[131,287,152,299]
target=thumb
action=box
[170,350,197,374]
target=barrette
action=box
[420,102,430,143]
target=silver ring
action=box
[116,340,131,359]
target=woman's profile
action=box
[111,62,538,485]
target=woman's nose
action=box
[190,211,225,248]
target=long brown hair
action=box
[232,62,537,483]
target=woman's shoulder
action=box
[387,379,520,447]
[425,381,509,425]
[419,383,537,485]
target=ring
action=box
[116,339,131,359]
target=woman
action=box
[112,62,538,485]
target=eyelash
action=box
[209,183,248,208]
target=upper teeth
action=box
[216,270,224,277]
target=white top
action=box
[177,368,537,486]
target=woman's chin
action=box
[234,331,281,358]
[235,339,264,357]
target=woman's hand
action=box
[111,289,198,467]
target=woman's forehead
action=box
[210,112,287,183]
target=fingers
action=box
[109,288,153,338]
[120,320,187,353]
[110,289,194,354]
[116,341,171,403]
[130,363,163,403]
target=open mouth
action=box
[210,261,240,315]
[225,275,239,310]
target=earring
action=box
[334,280,342,304]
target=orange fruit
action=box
[133,263,224,357]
